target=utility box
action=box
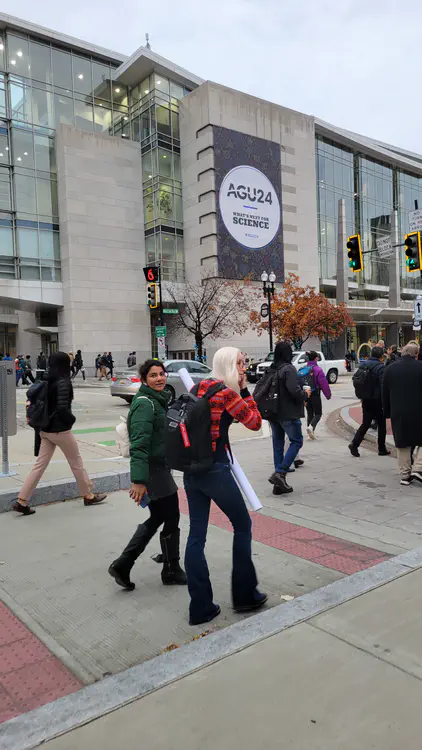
[0,360,17,438]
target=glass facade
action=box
[317,136,422,291]
[358,156,392,286]
[0,29,124,280]
[0,27,190,284]
[129,72,190,282]
[316,139,355,280]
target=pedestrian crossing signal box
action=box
[405,231,422,273]
[347,234,363,272]
[147,283,158,308]
[143,265,160,282]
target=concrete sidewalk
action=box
[2,548,422,750]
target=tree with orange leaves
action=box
[250,273,354,350]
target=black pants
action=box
[306,391,322,431]
[352,400,386,451]
[117,492,180,571]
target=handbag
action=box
[115,395,155,458]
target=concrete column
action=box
[336,199,348,305]
[389,209,401,309]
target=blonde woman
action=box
[183,346,267,626]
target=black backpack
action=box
[352,365,375,400]
[254,369,279,421]
[26,381,50,430]
[165,382,225,474]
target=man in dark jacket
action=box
[349,346,390,458]
[269,341,307,495]
[385,344,400,367]
[383,342,422,485]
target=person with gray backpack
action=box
[349,346,390,458]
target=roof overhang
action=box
[0,12,127,65]
[115,46,203,90]
[316,118,422,176]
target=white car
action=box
[255,351,346,384]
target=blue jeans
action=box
[271,419,303,473]
[184,463,258,621]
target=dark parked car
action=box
[245,360,262,384]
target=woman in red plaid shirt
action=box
[184,347,268,626]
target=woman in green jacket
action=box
[108,359,187,590]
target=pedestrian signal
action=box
[147,283,158,308]
[405,231,422,273]
[347,235,363,273]
[143,265,159,282]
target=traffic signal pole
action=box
[158,265,164,327]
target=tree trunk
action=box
[195,332,203,362]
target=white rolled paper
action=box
[178,368,262,512]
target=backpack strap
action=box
[191,381,225,400]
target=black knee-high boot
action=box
[108,522,155,590]
[160,529,187,585]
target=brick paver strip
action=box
[349,405,393,435]
[178,491,390,574]
[0,602,81,724]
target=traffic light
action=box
[147,283,158,308]
[405,231,422,273]
[143,265,159,282]
[347,234,363,272]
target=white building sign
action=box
[219,165,281,250]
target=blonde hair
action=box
[212,346,241,394]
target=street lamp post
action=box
[261,271,276,352]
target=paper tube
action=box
[178,368,262,512]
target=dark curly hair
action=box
[138,358,166,382]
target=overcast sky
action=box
[9,0,421,153]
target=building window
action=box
[316,137,355,281]
[145,229,185,282]
[30,41,52,84]
[51,48,73,90]
[7,34,30,77]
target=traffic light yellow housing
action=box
[405,231,422,273]
[147,283,158,308]
[347,234,363,272]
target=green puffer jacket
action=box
[127,384,170,485]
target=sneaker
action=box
[234,591,268,613]
[269,472,293,494]
[108,562,135,591]
[84,493,107,506]
[294,459,305,468]
[400,476,413,486]
[189,604,221,627]
[378,449,391,456]
[410,472,422,484]
[306,426,315,440]
[348,443,360,458]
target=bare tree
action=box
[167,276,258,361]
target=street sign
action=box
[376,235,393,259]
[409,209,422,232]
[163,308,178,314]
[261,303,269,318]
[155,325,167,338]
[414,295,422,322]
[157,337,166,360]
